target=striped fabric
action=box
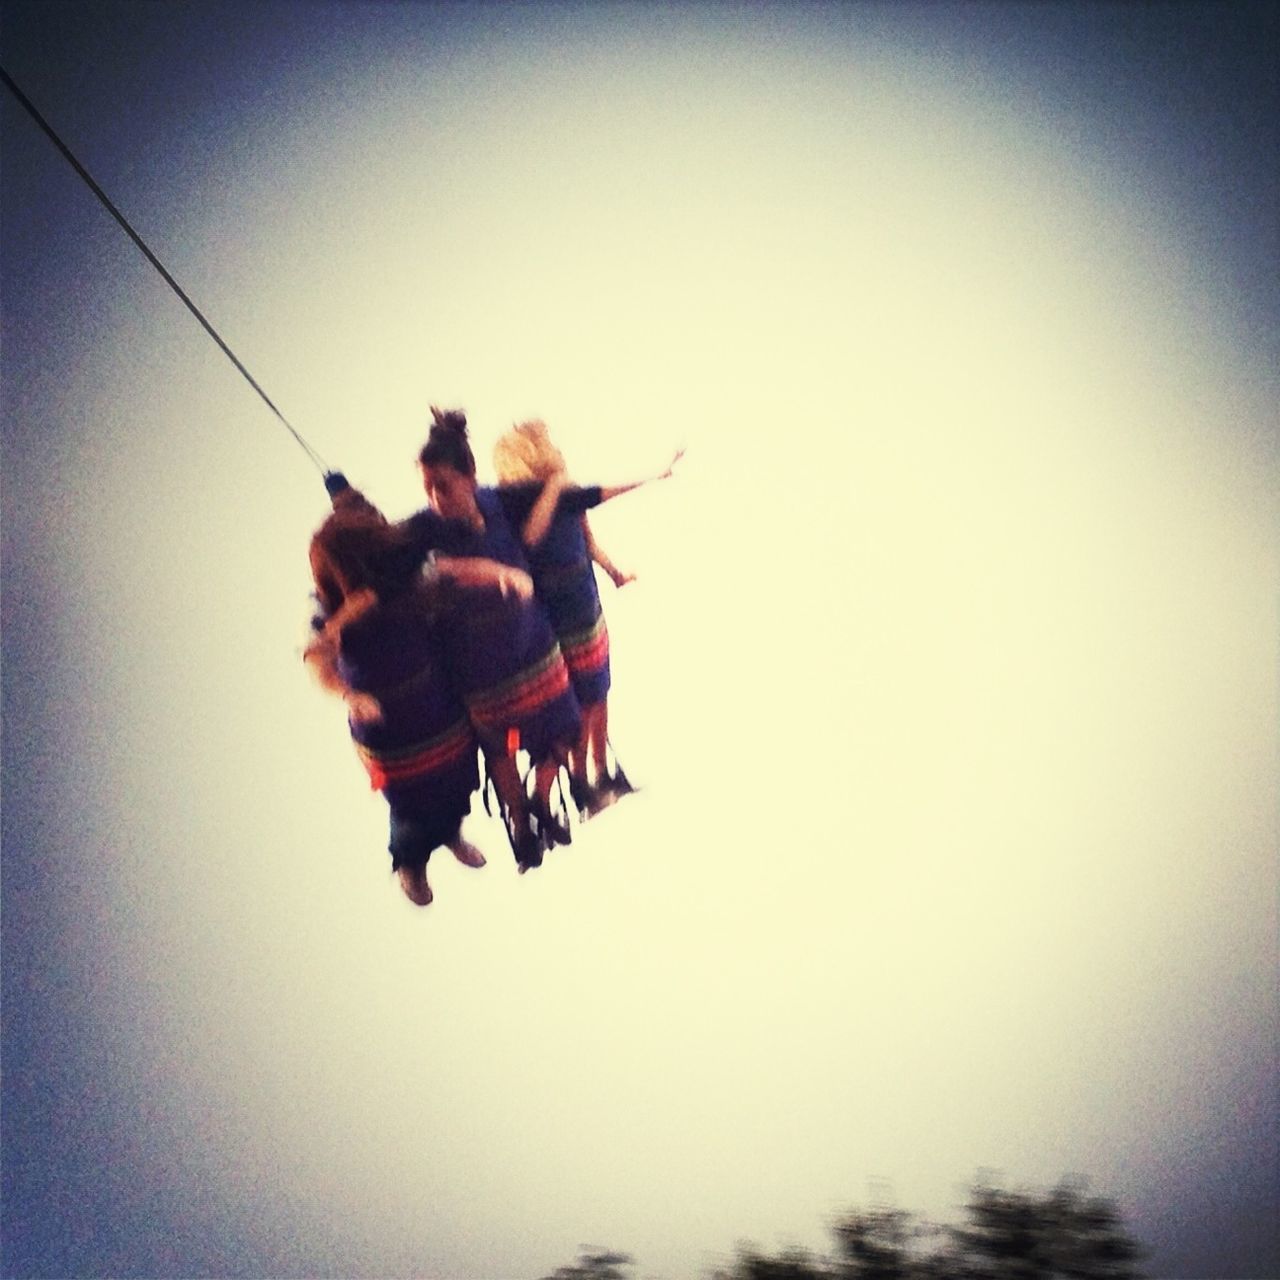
[354,716,475,791]
[560,612,609,678]
[466,645,572,740]
[405,490,584,763]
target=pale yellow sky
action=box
[5,7,1276,1278]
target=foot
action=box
[449,838,486,869]
[396,864,433,906]
[569,773,596,818]
[602,766,637,802]
[530,796,572,848]
[512,820,543,873]
[584,785,617,818]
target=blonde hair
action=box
[493,418,566,484]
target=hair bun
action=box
[429,405,468,436]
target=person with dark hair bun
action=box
[408,406,682,869]
[305,474,533,905]
[407,407,589,868]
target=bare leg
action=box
[588,700,609,786]
[531,750,572,846]
[448,835,486,868]
[486,751,541,870]
[568,736,589,798]
[396,864,433,906]
[534,758,558,809]
[591,698,634,806]
[563,710,594,814]
[487,753,525,819]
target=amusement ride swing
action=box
[4,66,648,898]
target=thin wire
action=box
[1,65,330,476]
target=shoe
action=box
[584,785,616,818]
[569,773,597,818]
[449,838,486,869]
[396,864,433,906]
[530,795,572,849]
[602,766,637,802]
[511,819,543,873]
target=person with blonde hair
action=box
[494,419,637,589]
[493,417,682,816]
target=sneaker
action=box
[449,838,486,869]
[396,864,433,906]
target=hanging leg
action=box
[446,820,486,869]
[395,864,433,906]
[597,718,637,811]
[565,701,610,818]
[530,754,572,848]
[389,813,434,905]
[588,700,610,789]
[567,726,593,819]
[487,750,542,871]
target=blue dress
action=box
[404,484,602,763]
[335,580,478,871]
[521,505,610,707]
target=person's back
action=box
[306,479,485,905]
[336,579,474,796]
[492,420,619,815]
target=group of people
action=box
[304,407,682,906]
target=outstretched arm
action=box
[521,447,686,548]
[597,446,685,504]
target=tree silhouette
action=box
[717,1179,1144,1280]
[542,1247,637,1280]
[939,1181,1144,1279]
[542,1176,1145,1280]
[831,1204,947,1280]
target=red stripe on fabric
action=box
[563,629,609,673]
[468,649,565,716]
[495,664,571,719]
[357,726,473,791]
[471,657,571,728]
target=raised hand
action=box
[658,446,686,480]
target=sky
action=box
[1,2,1276,1278]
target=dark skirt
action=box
[404,489,583,765]
[535,555,612,707]
[444,594,581,763]
[339,589,480,870]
